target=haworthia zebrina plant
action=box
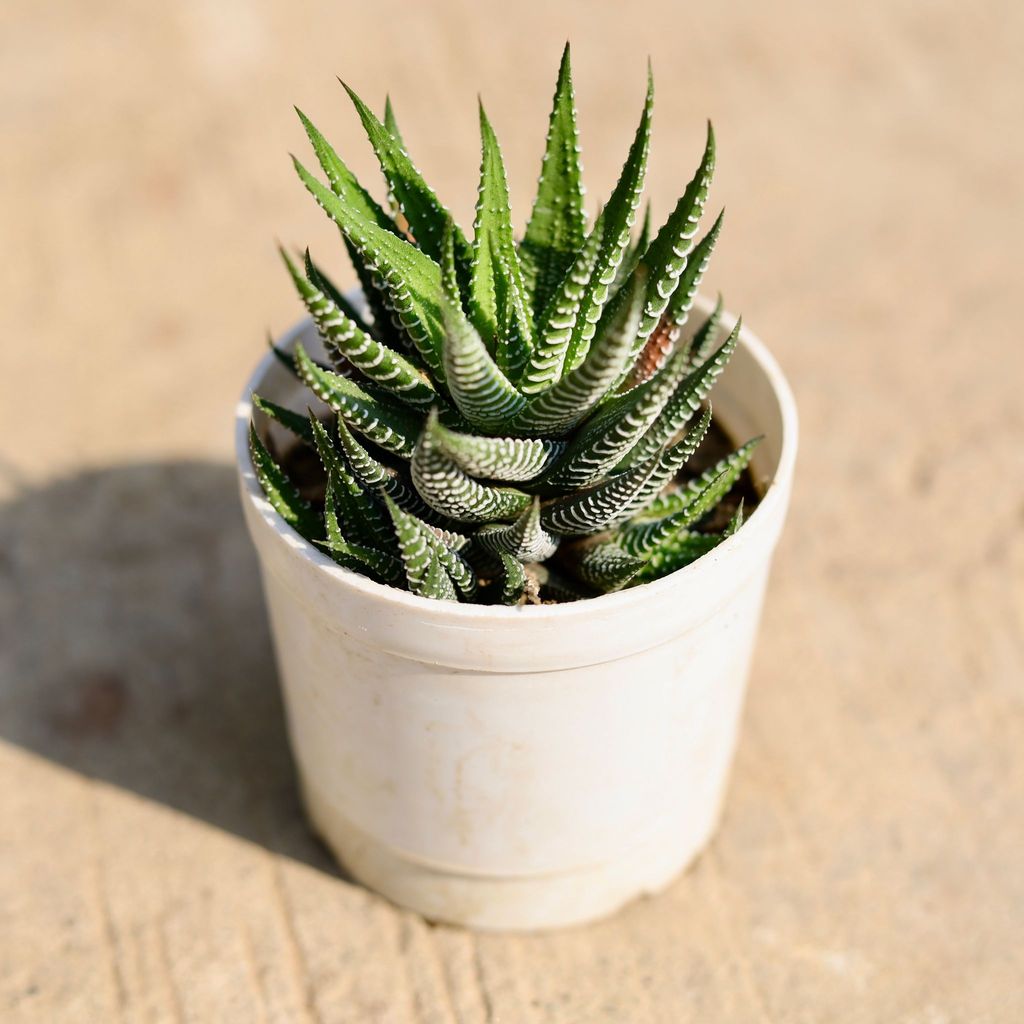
[252,47,762,604]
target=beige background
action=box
[2,0,1023,1020]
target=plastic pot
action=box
[235,297,797,931]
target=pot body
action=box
[236,299,797,930]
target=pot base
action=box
[300,776,725,932]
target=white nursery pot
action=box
[235,297,797,931]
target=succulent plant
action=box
[251,45,761,605]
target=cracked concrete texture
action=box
[2,0,1022,1020]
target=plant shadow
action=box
[0,460,339,876]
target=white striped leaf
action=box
[571,541,645,592]
[624,321,738,467]
[538,350,689,491]
[342,81,472,270]
[626,122,715,364]
[631,497,750,584]
[540,452,660,537]
[294,343,423,457]
[412,412,532,524]
[636,437,761,522]
[521,214,605,393]
[281,248,436,407]
[524,69,653,390]
[682,292,724,368]
[333,419,443,523]
[295,108,404,341]
[662,210,724,337]
[498,553,529,606]
[248,423,321,540]
[384,495,459,601]
[430,418,562,482]
[634,532,722,581]
[440,222,526,432]
[520,43,586,321]
[380,494,477,599]
[293,156,449,381]
[302,251,380,339]
[616,407,713,522]
[613,201,651,293]
[251,394,314,445]
[475,498,559,562]
[617,466,731,556]
[470,102,534,376]
[309,416,394,551]
[319,474,405,585]
[511,265,647,435]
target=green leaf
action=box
[332,419,441,522]
[321,469,346,547]
[248,423,321,540]
[303,250,384,338]
[293,108,405,342]
[309,416,394,550]
[681,292,724,368]
[475,497,559,562]
[628,494,749,585]
[429,417,563,482]
[498,553,529,606]
[570,541,645,592]
[429,539,478,600]
[723,498,745,536]
[341,80,472,269]
[539,349,689,490]
[351,249,400,345]
[343,242,406,348]
[617,406,713,520]
[412,411,532,524]
[521,213,605,393]
[280,248,437,407]
[469,103,534,375]
[381,98,407,218]
[383,496,458,601]
[638,436,761,522]
[633,532,722,582]
[540,452,660,537]
[293,156,448,380]
[617,465,731,556]
[613,200,651,292]
[624,320,739,467]
[295,107,399,234]
[628,122,715,359]
[524,68,654,388]
[520,43,586,320]
[320,538,406,586]
[268,333,332,380]
[383,95,405,148]
[294,342,423,457]
[319,474,405,585]
[377,493,477,599]
[252,394,314,445]
[440,222,527,432]
[662,209,724,337]
[511,264,647,435]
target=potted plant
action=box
[236,45,797,931]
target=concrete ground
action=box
[2,0,1022,1020]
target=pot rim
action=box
[235,302,798,622]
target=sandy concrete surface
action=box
[2,0,1022,1020]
